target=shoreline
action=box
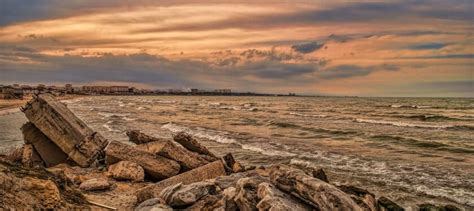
[0,95,85,116]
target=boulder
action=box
[256,182,312,211]
[159,181,217,207]
[311,168,329,183]
[107,161,144,182]
[79,178,111,191]
[135,198,172,211]
[269,165,361,210]
[234,176,269,211]
[338,185,377,211]
[137,161,226,202]
[232,162,245,173]
[126,130,168,145]
[222,187,238,211]
[105,141,180,180]
[136,138,208,171]
[21,93,108,167]
[173,132,218,161]
[22,122,72,167]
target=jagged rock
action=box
[47,163,102,185]
[21,144,44,168]
[107,161,144,182]
[377,196,404,211]
[214,172,248,189]
[79,178,111,191]
[22,122,72,167]
[135,137,209,171]
[312,168,329,183]
[127,130,168,145]
[256,182,312,211]
[184,195,225,211]
[22,177,64,208]
[338,185,377,211]
[22,93,108,167]
[137,161,226,202]
[173,132,218,161]
[269,165,361,210]
[234,176,269,211]
[159,181,217,207]
[135,198,172,211]
[105,141,180,180]
[0,157,87,209]
[222,187,238,211]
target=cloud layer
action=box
[0,0,473,96]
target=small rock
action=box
[378,196,404,211]
[108,161,145,182]
[257,182,312,211]
[222,187,238,211]
[234,176,269,211]
[312,168,328,183]
[184,195,225,211]
[232,162,245,173]
[135,198,172,211]
[79,178,111,191]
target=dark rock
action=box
[135,198,172,211]
[159,181,217,207]
[378,196,404,211]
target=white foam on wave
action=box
[354,118,452,129]
[102,120,120,132]
[289,112,327,118]
[242,144,296,157]
[390,104,432,109]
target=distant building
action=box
[1,86,24,99]
[65,84,73,93]
[214,89,231,93]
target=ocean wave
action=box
[242,144,297,157]
[102,120,120,132]
[289,112,327,118]
[355,118,452,129]
[390,104,432,109]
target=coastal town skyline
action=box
[0,0,473,97]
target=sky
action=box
[0,0,473,97]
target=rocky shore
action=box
[0,94,463,210]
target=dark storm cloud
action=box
[318,64,399,80]
[291,42,324,54]
[406,42,449,50]
[134,1,473,34]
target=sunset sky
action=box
[0,0,473,97]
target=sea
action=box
[0,96,473,209]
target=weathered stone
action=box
[257,182,312,211]
[269,165,361,210]
[173,132,218,161]
[338,185,377,211]
[222,153,236,172]
[108,161,144,182]
[21,94,108,167]
[184,195,225,211]
[159,181,217,207]
[105,141,180,180]
[137,161,226,202]
[377,196,404,211]
[22,122,71,167]
[135,198,172,211]
[222,187,238,211]
[312,168,329,183]
[79,178,111,191]
[127,130,168,145]
[21,144,44,168]
[234,176,269,211]
[135,137,209,171]
[214,172,247,190]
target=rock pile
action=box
[2,93,463,210]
